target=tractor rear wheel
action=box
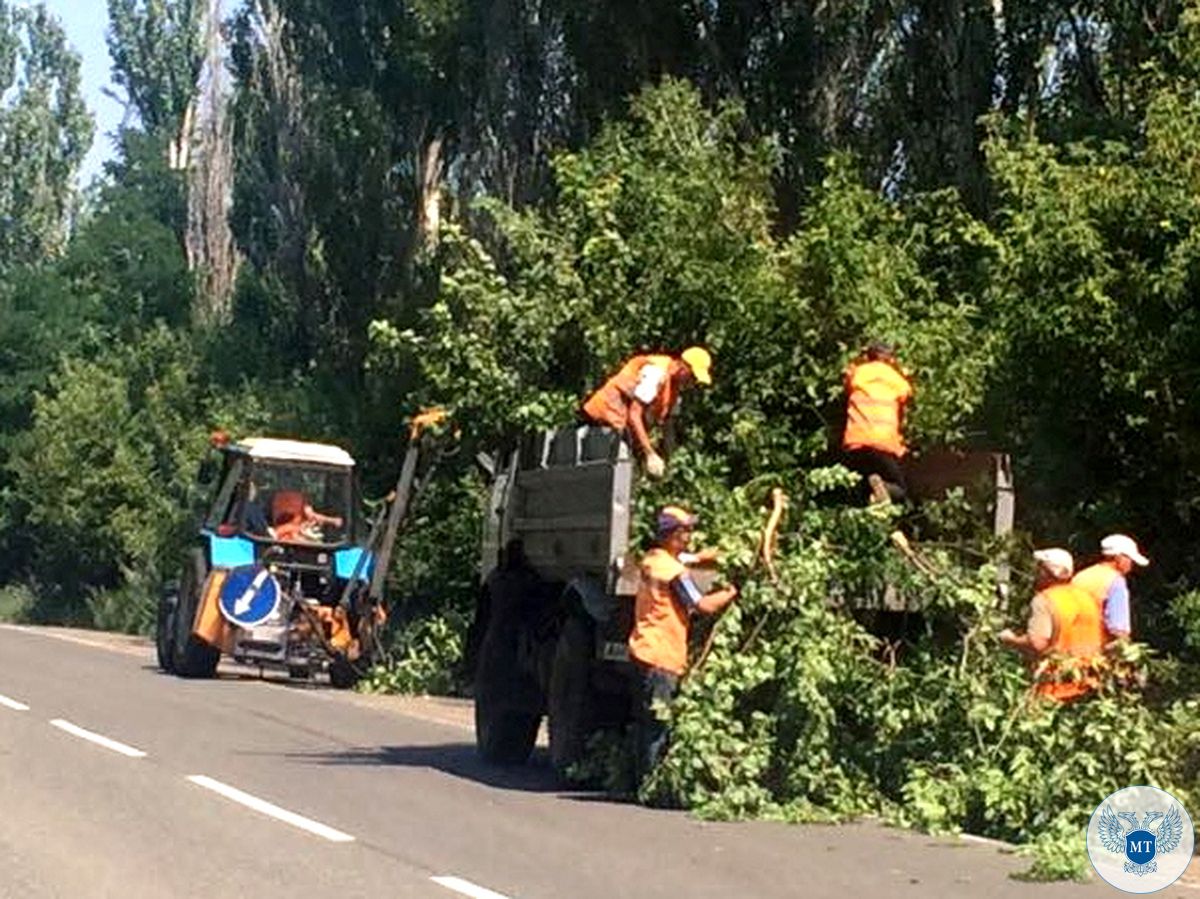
[172,551,220,679]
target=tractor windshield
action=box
[239,461,353,546]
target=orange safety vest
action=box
[842,360,913,458]
[1034,583,1104,702]
[628,547,691,676]
[581,354,677,432]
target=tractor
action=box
[156,412,446,686]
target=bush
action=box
[359,612,468,696]
[85,573,158,636]
[0,582,35,623]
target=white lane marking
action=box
[49,719,147,758]
[0,693,29,711]
[186,775,355,843]
[431,876,512,899]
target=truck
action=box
[156,414,444,687]
[469,424,1014,775]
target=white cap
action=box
[1101,534,1149,566]
[1033,547,1074,580]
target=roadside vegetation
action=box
[1,0,1199,880]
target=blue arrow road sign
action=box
[218,566,281,628]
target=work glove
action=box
[645,453,666,479]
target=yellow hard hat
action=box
[681,346,712,385]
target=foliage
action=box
[8,326,270,622]
[638,466,1199,878]
[0,581,35,623]
[0,2,92,264]
[86,572,159,635]
[106,0,203,140]
[359,611,467,696]
[1170,589,1200,654]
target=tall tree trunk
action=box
[187,0,239,327]
[417,131,444,252]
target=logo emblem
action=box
[218,565,281,628]
[1088,786,1194,893]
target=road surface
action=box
[0,624,1194,898]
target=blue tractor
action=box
[156,413,444,686]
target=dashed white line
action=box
[49,719,147,758]
[431,875,512,899]
[0,692,29,711]
[186,775,355,843]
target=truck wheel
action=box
[474,591,540,764]
[155,587,177,673]
[172,552,220,679]
[475,696,540,764]
[548,614,595,779]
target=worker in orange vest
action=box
[999,548,1104,702]
[1072,533,1149,645]
[841,341,914,503]
[580,347,713,478]
[628,505,737,780]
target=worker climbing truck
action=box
[156,412,445,687]
[470,425,1014,775]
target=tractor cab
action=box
[206,438,358,548]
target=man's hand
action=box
[696,583,738,615]
[998,627,1018,645]
[645,452,666,478]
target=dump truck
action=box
[156,413,444,686]
[469,424,1014,774]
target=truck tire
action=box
[548,614,595,779]
[172,551,220,679]
[474,589,541,764]
[155,586,177,673]
[475,695,540,764]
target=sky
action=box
[42,0,125,184]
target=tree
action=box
[107,0,203,168]
[0,3,93,265]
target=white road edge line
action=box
[49,719,147,758]
[186,775,355,843]
[0,693,29,711]
[959,833,1010,849]
[431,876,512,899]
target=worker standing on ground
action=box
[580,347,713,478]
[841,341,913,503]
[1072,534,1149,645]
[999,548,1104,702]
[628,505,737,781]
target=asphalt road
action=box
[0,624,1194,899]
